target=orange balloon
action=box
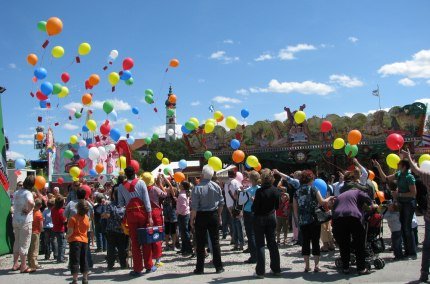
[216,115,224,123]
[168,94,177,104]
[232,150,245,163]
[348,130,362,145]
[81,93,92,105]
[35,176,46,190]
[368,170,375,181]
[46,17,63,36]
[36,132,44,141]
[254,163,262,172]
[88,74,100,86]
[95,163,104,174]
[174,172,186,183]
[169,59,179,68]
[27,53,38,66]
[376,191,385,203]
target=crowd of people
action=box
[8,149,430,283]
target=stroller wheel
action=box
[374,258,384,270]
[335,258,342,269]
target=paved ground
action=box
[0,216,426,283]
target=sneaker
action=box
[253,272,264,279]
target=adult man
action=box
[223,170,244,250]
[118,166,153,277]
[403,150,430,282]
[190,165,224,274]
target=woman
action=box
[251,169,281,278]
[332,188,374,275]
[176,181,193,256]
[11,177,35,273]
[293,170,332,273]
[242,170,260,264]
[373,159,417,258]
[161,175,178,251]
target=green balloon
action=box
[344,144,358,157]
[74,112,82,119]
[167,109,175,117]
[125,78,134,86]
[145,89,154,96]
[64,150,74,159]
[52,83,62,95]
[152,133,159,141]
[185,121,196,131]
[144,137,152,145]
[204,150,212,160]
[37,21,46,32]
[103,101,114,114]
[145,95,154,104]
[163,167,171,175]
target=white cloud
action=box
[209,51,239,64]
[190,101,201,106]
[415,98,430,105]
[18,134,34,139]
[398,78,416,87]
[6,151,24,160]
[8,63,17,69]
[223,104,232,109]
[223,39,234,44]
[329,74,364,88]
[254,53,274,62]
[212,96,242,104]
[378,49,430,79]
[348,36,359,43]
[236,88,249,96]
[344,107,391,117]
[278,43,316,60]
[250,79,335,96]
[63,102,83,111]
[63,123,79,130]
[274,111,287,121]
[112,118,129,126]
[92,99,131,112]
[13,139,33,145]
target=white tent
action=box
[151,160,200,177]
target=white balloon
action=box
[78,140,87,147]
[420,161,430,173]
[106,144,116,152]
[110,110,118,121]
[88,147,100,161]
[68,108,76,116]
[167,129,174,136]
[109,50,119,60]
[98,147,107,160]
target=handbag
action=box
[137,226,165,245]
[310,187,332,224]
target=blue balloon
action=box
[241,109,249,119]
[39,99,50,109]
[89,169,97,176]
[40,82,53,95]
[78,146,89,159]
[34,67,47,80]
[127,136,135,145]
[110,128,121,142]
[313,178,327,197]
[230,139,241,150]
[82,126,89,132]
[181,125,191,135]
[120,70,132,81]
[15,158,26,170]
[132,107,139,115]
[178,159,187,170]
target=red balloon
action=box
[85,80,93,90]
[78,158,86,169]
[57,177,64,184]
[130,159,140,173]
[320,120,332,133]
[123,58,134,70]
[386,133,404,151]
[36,90,48,101]
[81,184,91,199]
[100,121,111,136]
[61,72,70,83]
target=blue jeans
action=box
[44,228,58,259]
[95,223,107,251]
[243,211,256,261]
[178,214,193,253]
[54,232,66,262]
[422,220,430,278]
[391,230,403,258]
[399,200,417,255]
[221,206,232,237]
[232,216,244,246]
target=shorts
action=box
[164,222,177,235]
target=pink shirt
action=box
[176,190,190,216]
[148,185,167,208]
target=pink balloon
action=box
[122,58,134,70]
[236,172,243,183]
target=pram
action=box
[335,205,388,270]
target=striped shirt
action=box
[118,180,152,212]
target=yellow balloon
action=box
[206,118,216,125]
[125,123,134,133]
[69,166,81,178]
[333,138,345,150]
[156,152,163,160]
[70,135,78,144]
[208,156,222,171]
[162,157,169,165]
[246,155,259,168]
[86,119,97,131]
[214,111,223,120]
[294,111,306,124]
[190,117,199,129]
[386,153,401,169]
[226,116,238,130]
[108,72,120,86]
[72,177,79,182]
[117,156,127,169]
[58,86,69,98]
[78,42,91,56]
[419,154,430,167]
[51,46,65,58]
[141,172,155,186]
[204,122,215,134]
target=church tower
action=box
[165,86,177,141]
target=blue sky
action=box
[1,0,430,160]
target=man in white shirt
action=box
[223,170,244,251]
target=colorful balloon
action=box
[40,82,53,95]
[132,107,139,115]
[36,132,44,141]
[61,72,70,83]
[123,58,134,70]
[70,135,78,144]
[226,116,238,130]
[125,123,134,133]
[35,176,46,190]
[246,155,259,168]
[168,95,177,104]
[125,78,134,86]
[152,133,159,141]
[108,72,120,86]
[95,164,104,174]
[204,151,212,160]
[313,179,327,196]
[78,43,91,56]
[156,152,164,160]
[37,21,47,32]
[51,46,64,58]
[174,172,185,183]
[130,159,140,173]
[88,74,100,86]
[144,137,152,145]
[294,111,306,124]
[420,161,430,173]
[88,147,100,161]
[120,70,132,81]
[34,67,47,80]
[100,121,111,136]
[58,86,69,98]
[204,122,215,134]
[164,167,172,176]
[27,54,38,66]
[145,89,154,96]
[344,144,358,157]
[189,117,199,129]
[232,150,245,163]
[241,109,250,119]
[386,153,400,169]
[254,163,262,172]
[419,154,430,167]
[162,158,170,165]
[169,59,179,68]
[103,101,114,114]
[86,119,97,131]
[386,133,404,151]
[214,111,223,122]
[185,121,196,131]
[52,83,62,94]
[333,138,345,150]
[320,121,332,133]
[368,170,375,181]
[127,136,135,145]
[110,128,121,142]
[208,157,222,171]
[178,159,187,169]
[15,158,26,170]
[145,95,154,104]
[81,93,92,105]
[230,139,240,150]
[167,108,175,117]
[46,17,63,36]
[348,130,362,145]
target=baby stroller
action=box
[335,206,388,270]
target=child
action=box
[28,199,43,271]
[52,195,67,263]
[384,202,403,260]
[67,200,90,284]
[276,193,290,245]
[43,198,57,260]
